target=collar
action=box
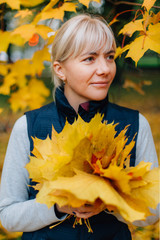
[80,102,90,112]
[55,87,109,124]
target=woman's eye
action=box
[107,55,115,61]
[84,56,94,62]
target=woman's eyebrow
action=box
[80,52,98,57]
[105,50,116,54]
[81,50,116,57]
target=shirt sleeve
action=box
[135,113,159,168]
[0,115,65,232]
[133,113,159,226]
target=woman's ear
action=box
[53,61,66,81]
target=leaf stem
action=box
[0,3,5,31]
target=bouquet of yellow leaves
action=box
[26,113,160,225]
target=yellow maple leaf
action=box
[10,59,30,80]
[4,52,48,82]
[25,78,50,108]
[117,5,160,65]
[38,2,78,22]
[36,169,151,222]
[9,78,50,112]
[47,33,57,46]
[9,86,30,112]
[126,37,160,65]
[11,33,25,47]
[149,11,160,24]
[0,0,20,9]
[0,30,11,52]
[12,24,53,42]
[26,114,160,223]
[0,30,24,53]
[147,22,160,42]
[119,19,144,37]
[30,46,51,76]
[42,0,59,12]
[33,1,77,25]
[0,51,51,96]
[11,24,35,41]
[36,25,54,40]
[0,72,17,95]
[102,165,131,194]
[78,0,101,8]
[131,168,160,209]
[142,0,157,12]
[114,46,129,59]
[121,22,160,65]
[20,0,45,7]
[26,114,132,182]
[0,63,9,76]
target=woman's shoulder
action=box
[138,113,153,140]
[12,115,27,132]
[139,113,150,128]
[107,102,139,124]
[108,101,139,114]
[8,115,29,144]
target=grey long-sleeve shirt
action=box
[0,113,159,232]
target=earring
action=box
[61,77,66,85]
[61,77,66,82]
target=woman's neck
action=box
[64,86,89,113]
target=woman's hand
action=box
[56,199,105,219]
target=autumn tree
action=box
[0,0,160,113]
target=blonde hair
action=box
[51,14,116,89]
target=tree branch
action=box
[106,0,160,10]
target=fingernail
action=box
[72,211,76,214]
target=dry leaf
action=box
[26,114,160,223]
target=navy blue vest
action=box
[22,89,138,240]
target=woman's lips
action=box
[91,82,110,87]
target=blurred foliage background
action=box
[0,0,160,239]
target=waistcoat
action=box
[22,88,139,240]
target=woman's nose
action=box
[96,57,110,75]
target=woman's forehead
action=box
[78,41,114,56]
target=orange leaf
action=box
[28,33,40,46]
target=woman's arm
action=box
[133,113,159,226]
[0,116,64,232]
[135,113,158,168]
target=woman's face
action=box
[54,48,116,111]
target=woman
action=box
[0,14,158,240]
